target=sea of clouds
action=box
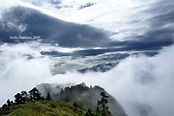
[0,0,174,116]
[0,43,173,116]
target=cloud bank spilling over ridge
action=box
[0,43,174,116]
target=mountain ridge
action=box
[37,83,128,116]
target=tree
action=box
[6,99,13,106]
[95,92,112,116]
[14,93,23,104]
[95,105,100,115]
[46,92,51,100]
[29,87,41,102]
[2,104,7,108]
[99,92,109,110]
[21,91,28,103]
[40,96,45,100]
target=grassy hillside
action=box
[0,100,86,116]
[0,84,125,116]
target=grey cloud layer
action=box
[0,6,110,48]
[0,0,173,51]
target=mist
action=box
[0,0,174,116]
[0,43,174,116]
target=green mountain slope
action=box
[0,100,86,116]
[38,83,127,116]
[1,83,127,116]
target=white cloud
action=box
[0,43,174,116]
[0,0,154,41]
[0,0,173,115]
[0,0,21,19]
[1,0,173,42]
[0,0,28,32]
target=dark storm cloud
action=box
[0,6,110,47]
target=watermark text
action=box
[9,36,41,40]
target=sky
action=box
[0,0,174,116]
[0,0,173,49]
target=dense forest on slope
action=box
[1,83,127,116]
[37,83,127,116]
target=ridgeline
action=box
[0,83,127,116]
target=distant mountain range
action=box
[77,63,118,73]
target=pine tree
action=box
[29,87,41,102]
[6,99,11,106]
[14,93,23,104]
[95,92,112,116]
[21,91,28,103]
[46,92,51,100]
